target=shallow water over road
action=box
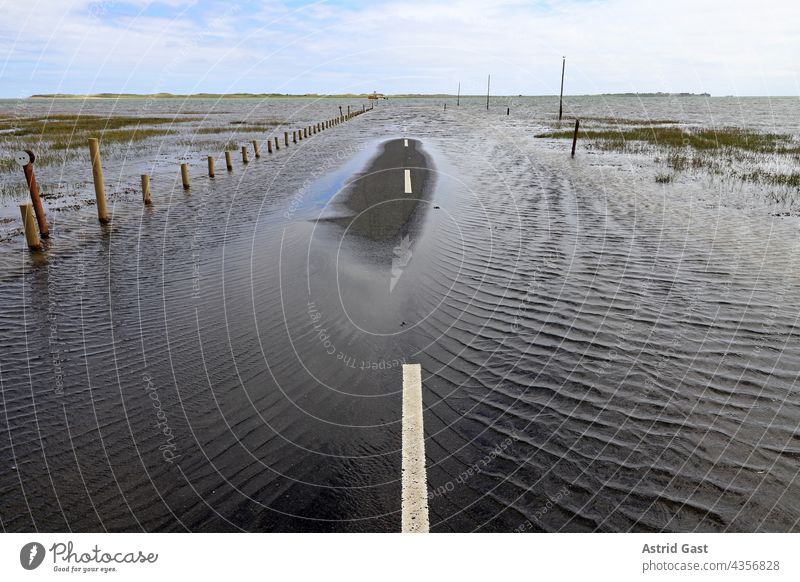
[2,101,800,532]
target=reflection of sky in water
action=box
[291,138,388,220]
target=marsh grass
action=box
[0,114,198,172]
[195,125,279,134]
[49,128,176,149]
[177,138,242,151]
[580,116,681,126]
[539,121,800,206]
[0,114,197,137]
[743,170,800,189]
[537,125,800,154]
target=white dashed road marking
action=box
[401,363,429,533]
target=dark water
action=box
[1,100,800,532]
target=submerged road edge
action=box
[401,363,430,533]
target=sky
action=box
[0,0,798,97]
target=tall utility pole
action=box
[559,57,565,120]
[486,74,490,110]
[457,82,461,106]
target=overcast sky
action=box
[0,0,798,97]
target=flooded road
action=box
[1,100,800,532]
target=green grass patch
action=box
[581,116,681,125]
[655,173,673,183]
[536,126,800,154]
[0,114,197,137]
[49,128,176,149]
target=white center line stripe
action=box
[404,169,412,194]
[401,364,429,533]
[404,139,408,147]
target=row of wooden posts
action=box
[19,105,372,250]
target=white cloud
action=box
[0,0,797,95]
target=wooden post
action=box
[559,57,565,121]
[486,74,490,110]
[141,174,151,205]
[208,155,215,177]
[88,138,109,223]
[267,140,273,153]
[274,136,280,150]
[181,163,190,189]
[17,150,49,238]
[293,131,297,143]
[347,105,350,116]
[571,119,580,158]
[252,140,260,158]
[298,129,302,141]
[19,203,41,250]
[507,107,510,115]
[444,103,446,111]
[225,151,233,170]
[284,132,289,147]
[457,82,460,106]
[241,145,249,164]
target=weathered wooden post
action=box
[284,132,289,147]
[507,107,510,115]
[293,131,297,143]
[347,105,350,116]
[241,145,249,164]
[486,74,490,110]
[15,150,48,238]
[571,119,580,158]
[252,140,260,158]
[19,203,41,250]
[225,151,233,170]
[208,155,215,177]
[339,105,343,117]
[88,138,110,223]
[181,163,190,189]
[141,174,152,205]
[559,57,566,121]
[274,136,280,150]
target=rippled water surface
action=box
[1,97,799,532]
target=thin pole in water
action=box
[559,57,565,121]
[457,82,460,106]
[486,74,490,110]
[571,119,580,157]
